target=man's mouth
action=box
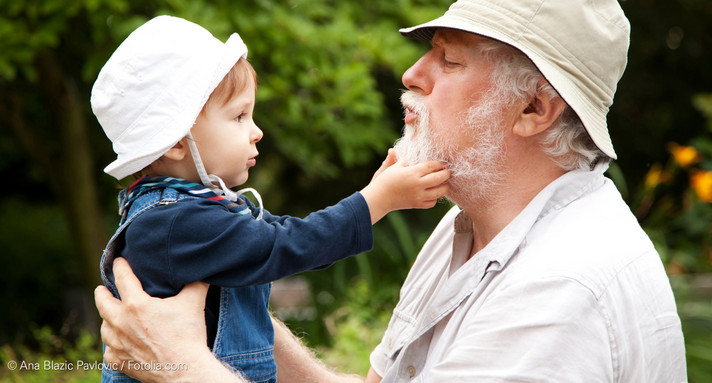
[404,105,418,125]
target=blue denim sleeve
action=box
[124,192,373,291]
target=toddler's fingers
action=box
[421,168,451,186]
[378,148,399,170]
[373,149,401,180]
[384,148,398,166]
[413,160,448,174]
[417,198,440,209]
[425,182,450,199]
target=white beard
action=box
[393,90,507,206]
[393,91,440,165]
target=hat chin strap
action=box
[186,132,263,220]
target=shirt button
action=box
[407,365,416,377]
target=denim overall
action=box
[100,188,277,383]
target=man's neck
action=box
[456,161,566,258]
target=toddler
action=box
[92,16,449,383]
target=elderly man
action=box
[95,0,687,382]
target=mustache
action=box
[400,90,428,119]
[393,90,440,167]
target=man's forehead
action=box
[431,28,486,47]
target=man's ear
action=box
[162,139,189,161]
[513,82,567,138]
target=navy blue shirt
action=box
[121,191,372,341]
[100,179,373,383]
[121,192,373,296]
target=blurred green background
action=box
[1,0,711,381]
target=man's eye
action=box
[443,57,459,67]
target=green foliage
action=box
[203,0,450,181]
[670,276,712,383]
[0,200,83,345]
[331,207,449,293]
[0,327,102,382]
[316,280,394,376]
[619,93,712,275]
[694,94,712,132]
[0,0,134,82]
[613,0,712,186]
[287,207,449,345]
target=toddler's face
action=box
[191,81,262,188]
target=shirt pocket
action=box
[381,309,417,359]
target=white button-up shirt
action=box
[370,165,686,382]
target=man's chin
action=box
[392,143,416,166]
[393,142,441,167]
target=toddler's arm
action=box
[360,149,450,224]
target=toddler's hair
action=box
[205,58,257,110]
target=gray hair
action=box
[478,39,607,171]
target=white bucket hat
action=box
[91,15,248,180]
[399,0,631,159]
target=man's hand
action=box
[95,258,242,383]
[362,149,450,223]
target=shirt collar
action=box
[458,162,609,271]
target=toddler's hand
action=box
[379,159,450,210]
[361,151,450,223]
[372,148,398,180]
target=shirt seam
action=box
[585,248,657,382]
[538,174,604,221]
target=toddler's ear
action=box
[162,139,188,161]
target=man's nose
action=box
[402,51,434,95]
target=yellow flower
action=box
[644,163,671,189]
[667,142,700,168]
[691,170,712,203]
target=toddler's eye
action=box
[235,113,246,123]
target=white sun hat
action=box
[91,15,248,180]
[399,0,630,159]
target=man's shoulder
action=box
[533,178,647,244]
[514,179,660,294]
